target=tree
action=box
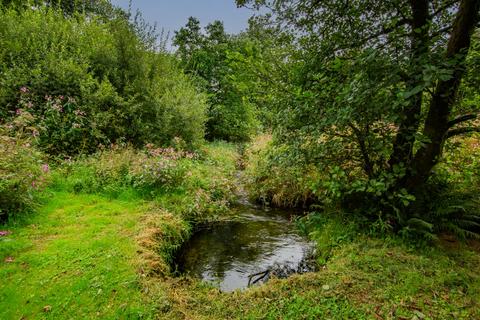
[0,0,118,17]
[237,0,480,228]
[174,18,258,141]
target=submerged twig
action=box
[247,270,270,287]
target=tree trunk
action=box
[389,0,430,169]
[407,0,480,189]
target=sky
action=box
[110,0,256,48]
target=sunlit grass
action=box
[0,192,155,319]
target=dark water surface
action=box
[175,204,316,292]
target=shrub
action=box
[244,134,320,207]
[402,136,480,240]
[0,121,47,220]
[0,7,206,156]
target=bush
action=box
[402,136,480,240]
[244,134,320,207]
[0,123,47,220]
[0,7,207,156]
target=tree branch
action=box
[349,123,374,178]
[429,0,459,19]
[431,24,454,38]
[446,126,480,138]
[357,17,412,46]
[448,113,478,127]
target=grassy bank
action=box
[0,142,239,319]
[1,193,153,318]
[164,229,480,319]
[1,141,480,320]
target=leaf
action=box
[403,85,424,99]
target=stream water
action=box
[175,202,316,292]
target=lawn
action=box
[0,192,156,319]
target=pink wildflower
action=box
[73,109,86,117]
[59,95,64,100]
[0,231,11,237]
[20,86,29,93]
[16,109,22,115]
[41,164,50,173]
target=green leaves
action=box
[174,18,260,142]
[403,85,424,99]
[0,7,207,155]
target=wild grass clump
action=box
[51,146,193,197]
[244,134,321,207]
[296,211,360,265]
[136,206,191,276]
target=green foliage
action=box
[0,119,46,220]
[50,142,237,223]
[297,211,359,265]
[174,17,260,142]
[0,7,207,156]
[244,134,320,207]
[0,0,119,18]
[403,137,480,240]
[52,146,192,196]
[237,0,480,240]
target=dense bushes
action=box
[244,135,320,207]
[53,146,193,196]
[0,7,207,156]
[245,133,480,240]
[0,122,47,220]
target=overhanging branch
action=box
[448,113,478,127]
[446,126,480,138]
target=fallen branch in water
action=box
[248,270,270,287]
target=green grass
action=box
[1,142,480,319]
[164,236,480,319]
[0,142,239,319]
[0,192,155,319]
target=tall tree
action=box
[237,0,480,222]
[174,18,258,141]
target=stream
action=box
[175,200,316,292]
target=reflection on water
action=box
[176,205,315,292]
